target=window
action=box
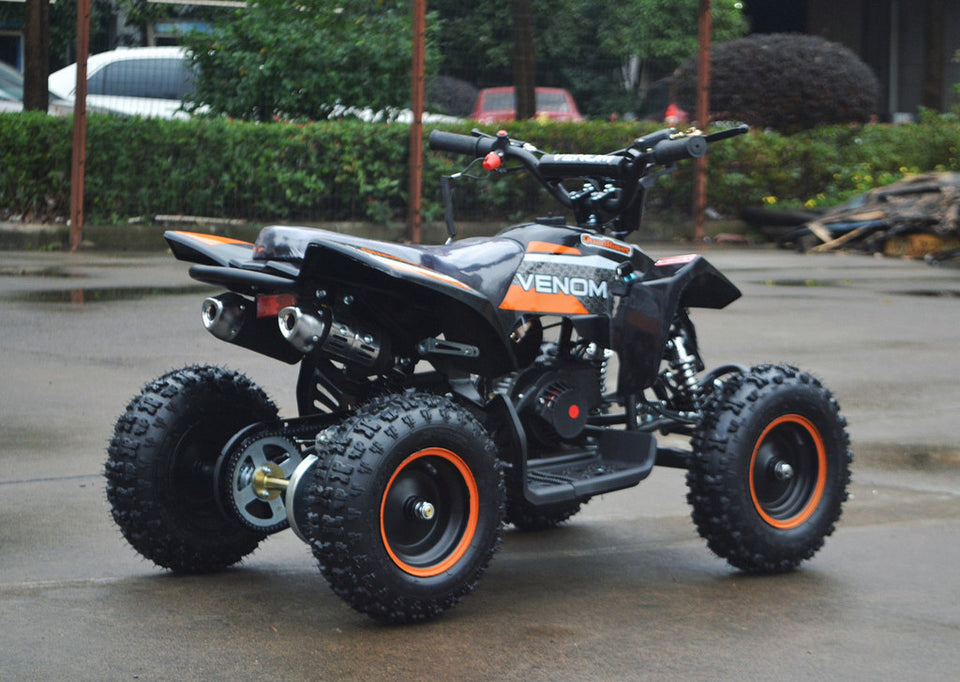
[535,91,570,113]
[0,67,23,100]
[483,92,515,110]
[87,58,196,100]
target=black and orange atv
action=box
[106,126,851,623]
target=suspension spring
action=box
[668,334,703,410]
[584,343,614,398]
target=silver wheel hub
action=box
[773,460,795,481]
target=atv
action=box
[106,125,851,623]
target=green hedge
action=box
[2,111,959,226]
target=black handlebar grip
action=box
[428,130,495,157]
[651,136,708,164]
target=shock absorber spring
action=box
[668,333,703,410]
[584,343,614,397]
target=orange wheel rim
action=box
[380,447,479,577]
[749,414,827,530]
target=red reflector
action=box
[568,404,580,420]
[257,294,297,318]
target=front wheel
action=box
[309,393,504,623]
[687,364,851,573]
[105,365,278,572]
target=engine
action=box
[516,362,604,447]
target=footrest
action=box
[524,430,657,506]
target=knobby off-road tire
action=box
[506,494,583,531]
[309,393,505,623]
[105,365,278,573]
[687,364,851,574]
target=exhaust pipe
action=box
[201,293,248,341]
[278,306,328,354]
[278,306,387,367]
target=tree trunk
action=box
[23,0,50,112]
[512,0,536,120]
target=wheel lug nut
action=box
[774,461,795,481]
[413,501,435,520]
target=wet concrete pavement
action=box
[1,246,959,679]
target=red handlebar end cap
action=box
[483,152,502,171]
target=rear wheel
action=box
[105,365,277,572]
[687,364,851,573]
[309,393,504,623]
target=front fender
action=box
[614,254,740,394]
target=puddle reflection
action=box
[6,285,212,305]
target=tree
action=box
[22,0,50,112]
[117,0,226,47]
[430,0,746,118]
[181,0,436,122]
[598,0,747,105]
[512,0,535,119]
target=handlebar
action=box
[428,124,748,233]
[428,130,498,158]
[537,153,630,181]
[649,135,708,164]
[430,125,747,177]
[429,128,570,207]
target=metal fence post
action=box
[408,0,426,244]
[68,0,91,252]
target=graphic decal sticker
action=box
[580,234,633,256]
[500,251,618,315]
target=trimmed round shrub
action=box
[672,33,880,133]
[426,75,479,117]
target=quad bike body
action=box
[106,125,851,623]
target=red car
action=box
[471,86,584,123]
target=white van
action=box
[48,46,195,119]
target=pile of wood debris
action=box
[746,173,960,261]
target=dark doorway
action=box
[0,32,23,71]
[743,0,807,33]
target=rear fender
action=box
[614,254,740,394]
[300,241,518,377]
[164,230,254,266]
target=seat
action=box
[252,225,525,304]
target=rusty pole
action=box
[693,0,711,242]
[407,0,426,244]
[69,0,91,252]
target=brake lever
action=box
[704,124,749,143]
